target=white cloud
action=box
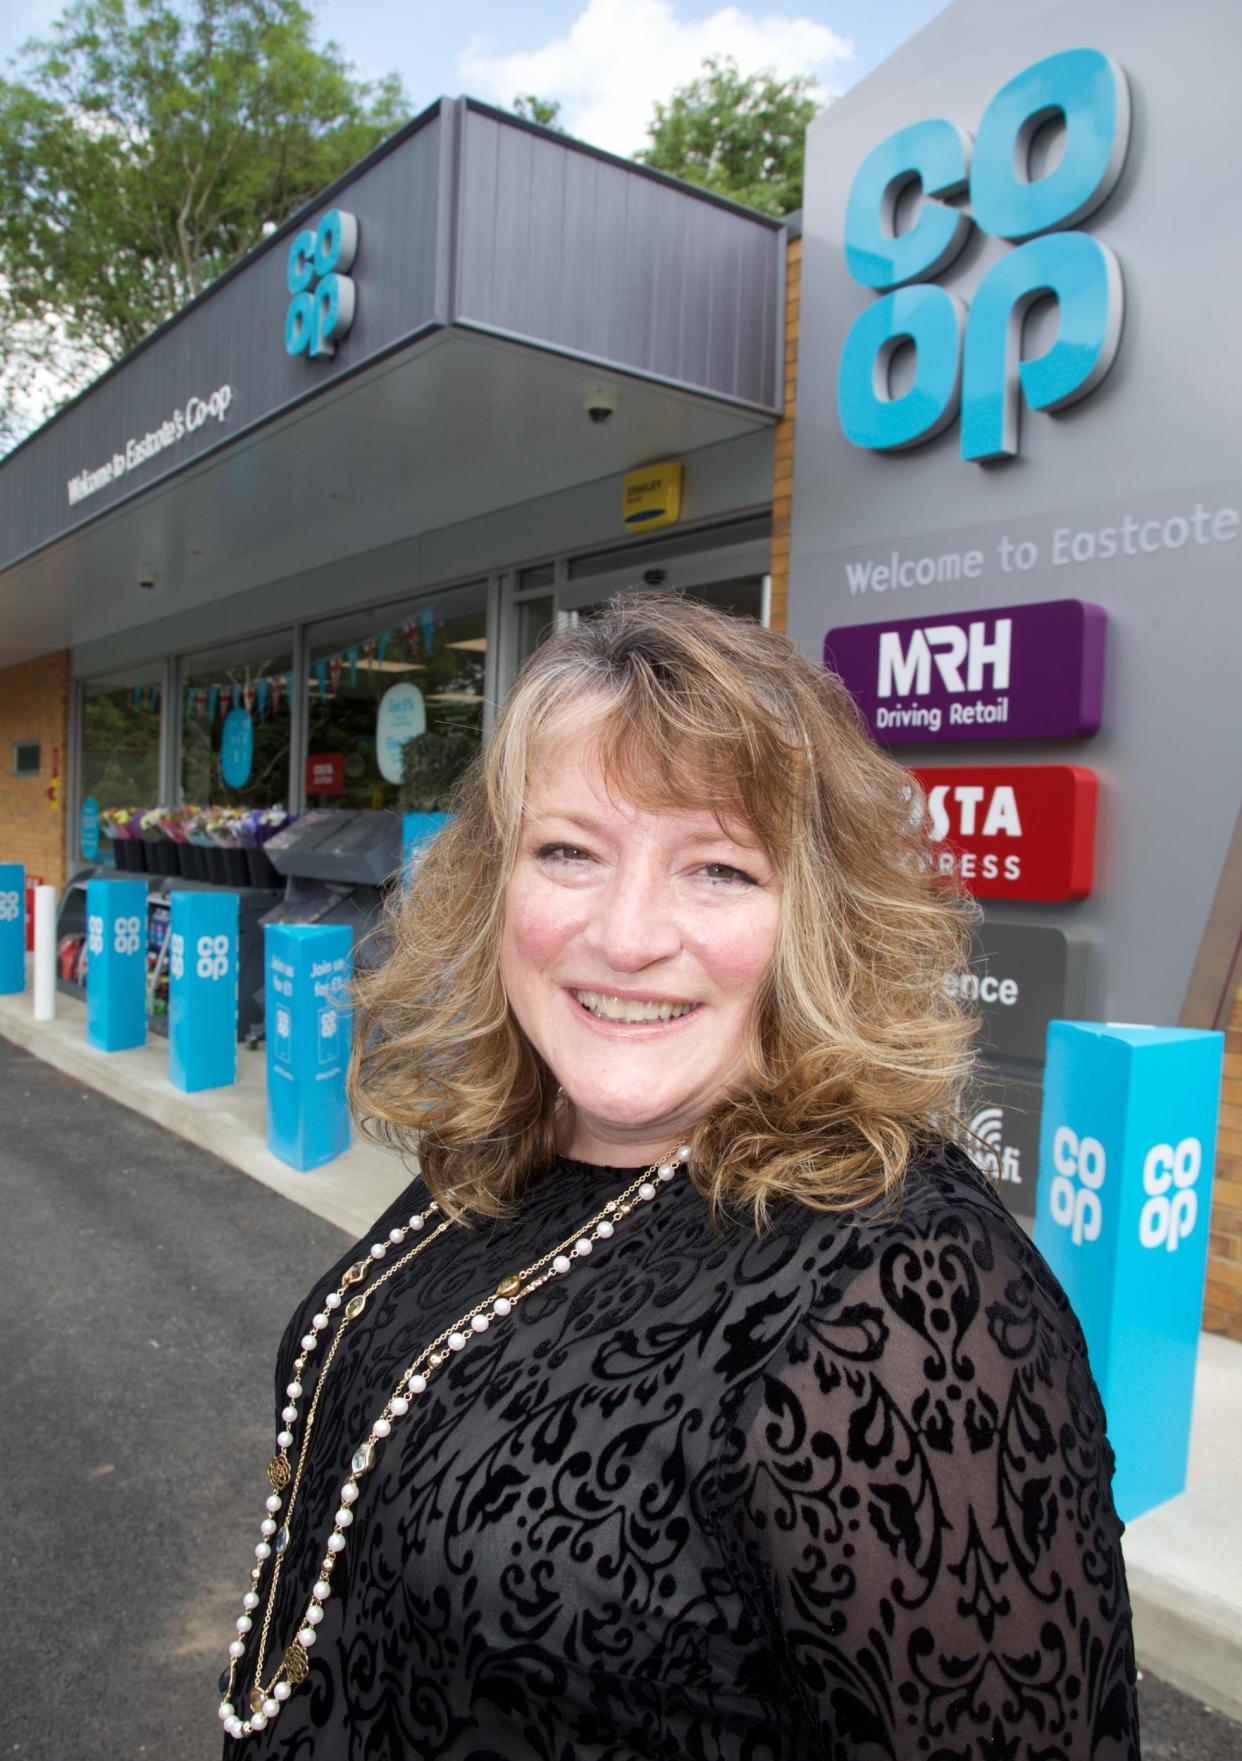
[459,0,853,158]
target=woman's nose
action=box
[581,867,682,972]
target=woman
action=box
[217,595,1139,1758]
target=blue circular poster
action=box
[221,708,254,789]
[80,795,100,860]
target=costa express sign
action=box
[911,764,1097,901]
[827,599,1105,743]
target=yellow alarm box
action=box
[622,461,683,530]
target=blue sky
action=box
[0,0,952,155]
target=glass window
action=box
[180,634,293,810]
[81,665,163,860]
[305,584,486,812]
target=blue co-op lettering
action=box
[285,209,359,360]
[838,49,1130,462]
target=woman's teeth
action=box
[573,990,696,1023]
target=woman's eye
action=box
[700,862,758,887]
[536,842,592,865]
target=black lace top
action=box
[225,1142,1138,1759]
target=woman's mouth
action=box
[571,989,699,1024]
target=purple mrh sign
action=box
[825,599,1106,743]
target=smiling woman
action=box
[218,596,1138,1759]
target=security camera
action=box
[137,570,157,591]
[584,386,619,424]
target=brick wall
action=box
[768,235,800,635]
[0,651,70,890]
[1206,979,1242,1340]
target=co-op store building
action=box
[0,0,1240,1335]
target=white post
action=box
[33,884,57,1021]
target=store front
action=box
[0,97,785,884]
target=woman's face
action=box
[499,729,782,1166]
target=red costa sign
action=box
[305,752,344,796]
[910,764,1097,901]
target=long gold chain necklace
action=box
[217,1146,690,1743]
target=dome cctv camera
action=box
[584,386,619,424]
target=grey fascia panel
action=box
[0,104,451,569]
[453,103,784,413]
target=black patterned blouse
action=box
[225,1142,1139,1760]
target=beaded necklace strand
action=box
[217,1146,690,1742]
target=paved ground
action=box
[2,1037,1239,1760]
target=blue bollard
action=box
[402,811,452,879]
[0,862,25,994]
[265,923,353,1171]
[168,890,239,1093]
[85,877,148,1052]
[1035,1020,1225,1521]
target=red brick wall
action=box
[0,651,71,890]
[1206,984,1242,1340]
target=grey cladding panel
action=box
[456,109,781,410]
[0,112,447,566]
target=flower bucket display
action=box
[93,805,294,888]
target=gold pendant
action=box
[267,1454,291,1491]
[496,1274,522,1298]
[283,1641,310,1684]
[249,1687,267,1717]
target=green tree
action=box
[0,0,409,449]
[512,93,563,130]
[636,55,820,217]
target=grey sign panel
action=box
[948,920,1085,1064]
[0,99,785,579]
[0,105,450,567]
[454,104,783,412]
[786,0,1242,1030]
[961,1068,1043,1226]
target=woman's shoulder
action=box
[760,1138,1079,1349]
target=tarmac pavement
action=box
[2,1036,1240,1760]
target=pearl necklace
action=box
[217,1145,691,1742]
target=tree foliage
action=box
[512,93,563,130]
[0,0,409,447]
[636,55,820,217]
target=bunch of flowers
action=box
[238,805,291,848]
[183,807,216,847]
[203,808,243,848]
[100,807,140,840]
[157,805,196,844]
[138,806,166,842]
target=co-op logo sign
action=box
[838,48,1131,461]
[1050,1127,1203,1252]
[285,208,359,360]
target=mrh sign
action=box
[838,48,1130,461]
[285,208,359,360]
[826,599,1106,742]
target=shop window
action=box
[305,584,486,813]
[180,634,293,811]
[81,667,163,860]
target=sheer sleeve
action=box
[713,1185,1140,1759]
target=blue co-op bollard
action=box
[85,877,148,1051]
[0,862,25,993]
[168,890,239,1093]
[265,923,353,1171]
[1035,1021,1224,1521]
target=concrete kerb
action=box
[0,977,1239,1721]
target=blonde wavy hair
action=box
[351,592,977,1226]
